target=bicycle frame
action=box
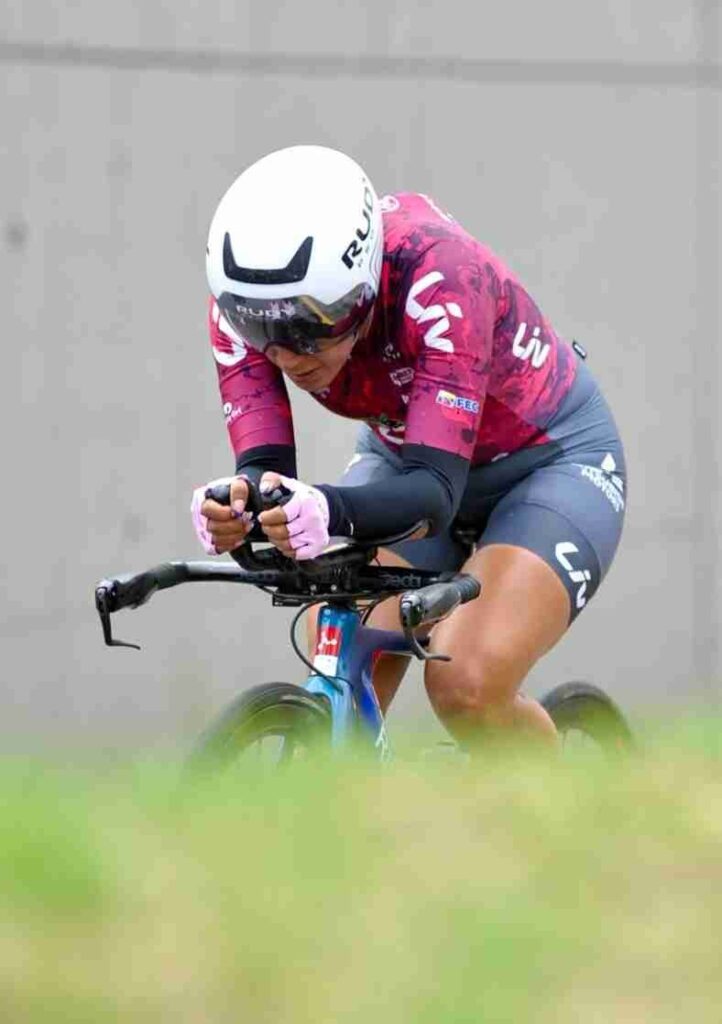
[94,550,479,762]
[305,602,417,757]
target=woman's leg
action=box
[423,443,626,748]
[425,543,569,747]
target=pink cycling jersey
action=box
[209,192,578,468]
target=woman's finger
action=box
[208,519,251,539]
[214,537,246,553]
[272,540,296,558]
[258,505,289,528]
[259,471,283,494]
[261,523,290,543]
[201,499,235,521]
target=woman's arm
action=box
[318,445,470,540]
[209,298,298,481]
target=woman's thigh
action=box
[426,455,626,712]
[479,457,626,622]
[427,542,570,713]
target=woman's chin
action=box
[291,371,330,392]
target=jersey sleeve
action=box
[208,299,296,462]
[401,241,495,459]
[319,444,469,540]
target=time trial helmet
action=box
[206,145,383,354]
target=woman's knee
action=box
[424,638,524,720]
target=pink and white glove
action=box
[190,476,252,555]
[264,474,330,560]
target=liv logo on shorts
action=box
[555,542,593,610]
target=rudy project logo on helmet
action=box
[342,182,376,270]
[226,298,301,321]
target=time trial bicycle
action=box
[94,484,633,767]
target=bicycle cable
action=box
[361,595,386,625]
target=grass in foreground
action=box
[1,719,721,1022]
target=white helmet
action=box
[206,145,383,354]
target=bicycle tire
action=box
[190,682,331,770]
[541,681,634,755]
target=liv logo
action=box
[512,322,550,368]
[405,271,462,353]
[555,542,592,610]
[212,305,248,366]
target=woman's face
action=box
[266,316,370,393]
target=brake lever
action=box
[400,595,451,663]
[402,624,451,663]
[95,586,141,650]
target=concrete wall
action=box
[1,2,719,750]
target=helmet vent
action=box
[223,234,313,285]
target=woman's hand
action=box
[190,476,254,554]
[257,473,330,560]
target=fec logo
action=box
[435,389,479,423]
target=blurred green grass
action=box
[1,719,721,1023]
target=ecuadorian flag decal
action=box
[435,389,480,422]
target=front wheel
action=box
[541,681,634,757]
[190,682,331,772]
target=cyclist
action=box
[192,145,626,748]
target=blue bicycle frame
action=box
[304,603,416,757]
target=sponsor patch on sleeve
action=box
[435,389,480,421]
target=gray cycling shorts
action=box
[338,361,626,622]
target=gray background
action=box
[1,2,720,751]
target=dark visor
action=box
[217,282,376,355]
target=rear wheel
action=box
[191,682,331,772]
[541,681,634,758]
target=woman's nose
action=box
[269,345,291,365]
[271,346,306,371]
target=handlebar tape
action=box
[399,574,480,628]
[452,574,481,605]
[100,563,188,611]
